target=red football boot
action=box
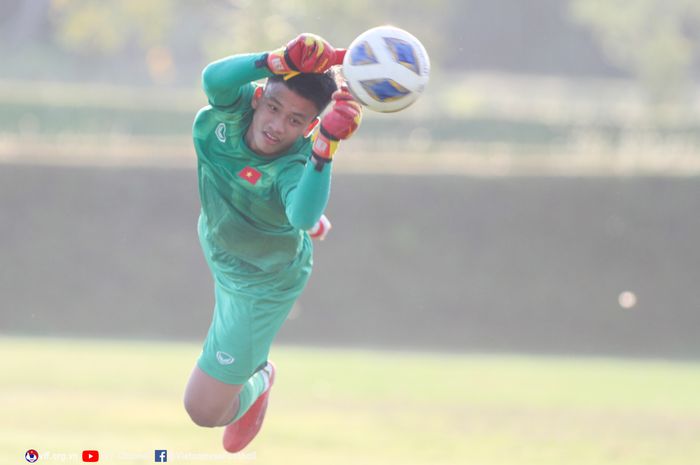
[223,362,276,453]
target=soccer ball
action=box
[341,26,430,113]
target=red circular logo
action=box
[25,449,39,463]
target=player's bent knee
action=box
[183,395,223,428]
[183,365,243,427]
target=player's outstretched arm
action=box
[202,34,344,108]
[202,53,272,107]
[284,88,362,230]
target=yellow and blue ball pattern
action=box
[349,41,379,65]
[360,79,411,103]
[383,37,420,74]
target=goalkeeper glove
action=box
[267,33,346,77]
[308,214,332,241]
[311,87,362,168]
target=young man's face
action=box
[245,81,319,157]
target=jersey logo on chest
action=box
[238,166,262,185]
[215,123,226,143]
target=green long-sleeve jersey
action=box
[193,53,331,276]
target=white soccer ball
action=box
[341,25,430,113]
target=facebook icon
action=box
[155,450,167,462]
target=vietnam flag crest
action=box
[238,166,261,185]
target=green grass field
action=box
[3,336,700,465]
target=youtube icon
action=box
[82,450,99,462]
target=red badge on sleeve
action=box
[238,166,261,185]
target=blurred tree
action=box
[200,0,444,63]
[3,0,443,84]
[50,0,172,53]
[15,0,700,89]
[570,0,700,105]
[49,0,176,82]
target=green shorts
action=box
[197,243,312,385]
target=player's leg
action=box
[192,244,312,450]
[221,361,276,452]
[183,365,243,427]
[185,281,262,427]
[220,261,312,451]
[184,362,274,428]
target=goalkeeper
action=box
[183,34,362,453]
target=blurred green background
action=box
[2,0,700,163]
[2,1,700,464]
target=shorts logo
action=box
[216,351,235,365]
[215,123,226,143]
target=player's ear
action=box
[251,86,263,109]
[304,117,320,138]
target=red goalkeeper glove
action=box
[267,33,346,77]
[311,88,362,167]
[308,214,332,241]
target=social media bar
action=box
[25,448,255,462]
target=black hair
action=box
[267,70,338,114]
